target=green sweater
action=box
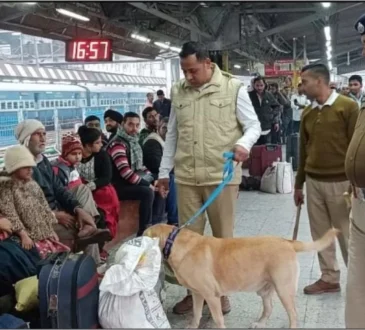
[295,94,359,189]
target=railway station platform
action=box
[164,189,346,328]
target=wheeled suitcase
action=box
[286,133,300,171]
[249,144,282,177]
[38,252,99,329]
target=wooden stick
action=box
[292,204,302,241]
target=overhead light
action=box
[56,8,90,22]
[169,46,181,53]
[131,33,151,43]
[200,2,209,7]
[154,41,170,49]
[327,45,332,52]
[321,2,331,8]
[24,2,37,4]
[234,64,241,69]
[328,61,333,70]
[324,26,331,41]
[11,32,21,36]
[326,40,331,47]
[327,53,332,60]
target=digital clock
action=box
[65,39,113,62]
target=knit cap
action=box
[104,109,123,123]
[15,119,45,145]
[4,145,36,174]
[61,134,82,158]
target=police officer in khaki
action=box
[344,14,365,328]
[157,42,261,315]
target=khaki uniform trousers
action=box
[176,184,239,237]
[306,176,349,284]
[345,194,365,328]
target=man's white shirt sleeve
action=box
[158,86,261,179]
[158,106,177,179]
[235,86,261,151]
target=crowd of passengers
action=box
[0,89,176,298]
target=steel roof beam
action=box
[258,2,363,38]
[243,8,317,14]
[128,2,214,40]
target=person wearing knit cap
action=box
[0,145,70,257]
[344,13,365,328]
[104,109,123,142]
[11,120,112,262]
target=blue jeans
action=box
[166,173,178,225]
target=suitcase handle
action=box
[265,144,278,151]
[36,251,69,277]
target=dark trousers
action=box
[152,192,166,225]
[166,172,178,225]
[271,124,281,144]
[116,185,154,236]
[293,120,300,134]
[256,132,272,145]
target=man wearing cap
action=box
[12,119,108,261]
[344,14,365,328]
[104,109,123,142]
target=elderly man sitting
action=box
[12,119,110,263]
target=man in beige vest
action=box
[344,13,365,328]
[157,42,261,314]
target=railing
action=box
[0,102,146,167]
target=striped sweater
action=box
[107,140,151,186]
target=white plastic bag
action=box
[275,161,294,194]
[98,237,170,329]
[260,165,277,194]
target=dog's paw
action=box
[250,321,266,328]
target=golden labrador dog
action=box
[144,224,338,329]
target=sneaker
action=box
[303,279,340,295]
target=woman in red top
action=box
[77,126,119,238]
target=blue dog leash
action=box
[163,152,236,260]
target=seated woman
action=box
[0,145,70,259]
[77,125,119,238]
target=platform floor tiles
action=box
[165,189,347,328]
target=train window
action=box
[45,101,50,108]
[68,100,72,107]
[30,102,34,109]
[19,101,24,109]
[55,101,59,108]
[7,102,12,109]
[13,102,18,109]
[25,101,30,109]
[41,101,45,108]
[1,102,5,110]
[72,100,76,106]
[112,100,116,105]
[50,101,54,108]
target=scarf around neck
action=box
[116,128,143,171]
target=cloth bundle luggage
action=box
[260,161,294,194]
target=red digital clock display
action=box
[65,39,113,62]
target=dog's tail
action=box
[290,228,339,253]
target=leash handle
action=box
[181,152,235,229]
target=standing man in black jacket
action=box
[153,90,171,119]
[249,77,281,145]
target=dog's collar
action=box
[163,226,180,260]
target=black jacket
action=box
[143,139,163,178]
[248,90,281,131]
[32,156,80,214]
[153,98,171,118]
